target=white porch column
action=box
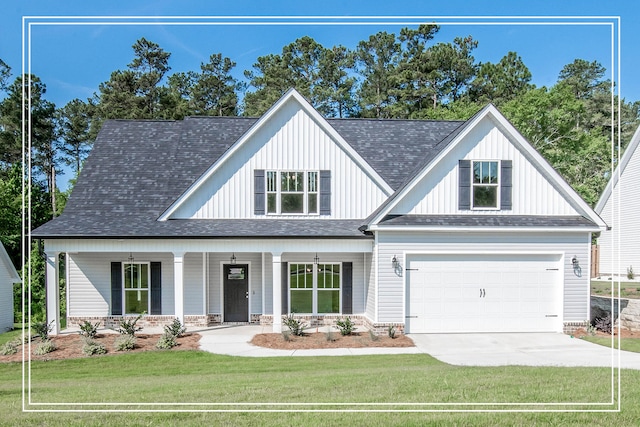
[272,252,282,333]
[173,252,185,323]
[45,252,60,336]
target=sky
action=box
[0,0,638,190]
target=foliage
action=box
[594,313,613,335]
[335,317,356,336]
[114,335,136,351]
[282,313,308,336]
[163,318,186,338]
[156,332,178,350]
[34,339,56,355]
[628,266,635,280]
[82,338,107,356]
[33,320,54,340]
[114,312,145,336]
[387,325,397,339]
[78,320,100,339]
[0,340,19,355]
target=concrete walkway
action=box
[192,325,640,369]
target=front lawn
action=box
[581,335,640,353]
[0,350,638,426]
[591,280,640,298]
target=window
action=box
[266,171,319,215]
[472,161,499,209]
[124,263,149,314]
[289,263,341,314]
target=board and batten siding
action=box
[375,231,591,324]
[170,98,389,220]
[392,120,579,216]
[597,139,640,276]
[68,253,175,317]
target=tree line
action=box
[1,25,638,321]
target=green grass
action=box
[591,280,640,299]
[1,348,639,426]
[582,335,640,353]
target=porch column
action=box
[272,252,282,333]
[173,252,185,323]
[45,252,60,336]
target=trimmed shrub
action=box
[34,339,56,355]
[156,333,178,350]
[336,317,356,336]
[115,312,145,336]
[628,266,635,280]
[0,340,19,355]
[387,325,397,339]
[282,313,308,336]
[164,318,186,338]
[33,321,54,341]
[78,320,100,339]
[594,314,613,335]
[82,339,107,356]
[114,335,136,351]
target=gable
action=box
[166,92,391,220]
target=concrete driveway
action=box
[407,332,640,369]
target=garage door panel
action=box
[406,254,562,333]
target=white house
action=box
[0,243,20,332]
[595,125,640,277]
[33,89,606,335]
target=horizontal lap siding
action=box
[376,232,590,323]
[184,253,203,315]
[207,253,263,315]
[0,268,15,330]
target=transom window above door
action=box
[267,171,318,214]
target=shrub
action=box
[335,317,356,336]
[594,313,613,335]
[282,313,307,336]
[82,339,107,356]
[0,340,19,355]
[33,321,54,341]
[114,335,136,351]
[156,333,178,350]
[78,320,100,339]
[628,266,635,280]
[34,339,56,355]
[115,312,145,336]
[164,318,186,338]
[387,325,396,339]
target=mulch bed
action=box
[250,332,414,350]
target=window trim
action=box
[471,160,501,210]
[265,170,320,216]
[288,261,342,314]
[122,262,151,315]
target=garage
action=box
[405,253,563,333]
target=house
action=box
[33,89,606,336]
[595,125,640,278]
[0,243,20,332]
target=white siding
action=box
[207,253,263,315]
[171,98,388,220]
[392,120,579,216]
[365,252,376,320]
[375,231,590,324]
[598,140,640,276]
[68,253,175,317]
[0,263,16,331]
[184,253,204,315]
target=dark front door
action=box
[224,264,249,322]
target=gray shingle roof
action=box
[375,214,599,229]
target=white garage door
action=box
[406,253,562,333]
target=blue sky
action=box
[0,1,637,189]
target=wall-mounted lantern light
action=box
[392,255,399,269]
[230,253,237,265]
[314,253,320,265]
[571,256,579,268]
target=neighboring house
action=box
[595,125,640,277]
[33,89,606,336]
[0,243,20,332]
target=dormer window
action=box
[266,171,319,215]
[472,161,499,209]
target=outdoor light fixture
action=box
[571,256,579,267]
[392,255,398,268]
[128,252,134,263]
[230,253,237,265]
[314,253,320,265]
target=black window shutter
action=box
[254,169,265,215]
[458,160,471,210]
[150,262,162,315]
[500,160,513,210]
[320,170,331,215]
[111,262,122,316]
[281,262,288,315]
[342,262,353,315]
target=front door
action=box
[223,264,249,322]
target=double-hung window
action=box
[266,171,319,215]
[472,161,499,209]
[289,263,341,314]
[123,263,149,314]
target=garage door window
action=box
[289,263,340,314]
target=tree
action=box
[0,58,10,93]
[192,54,239,116]
[128,37,171,118]
[314,45,357,118]
[243,53,293,116]
[426,36,478,107]
[158,71,197,120]
[469,51,533,106]
[96,69,142,119]
[58,99,92,176]
[355,31,402,118]
[558,59,607,100]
